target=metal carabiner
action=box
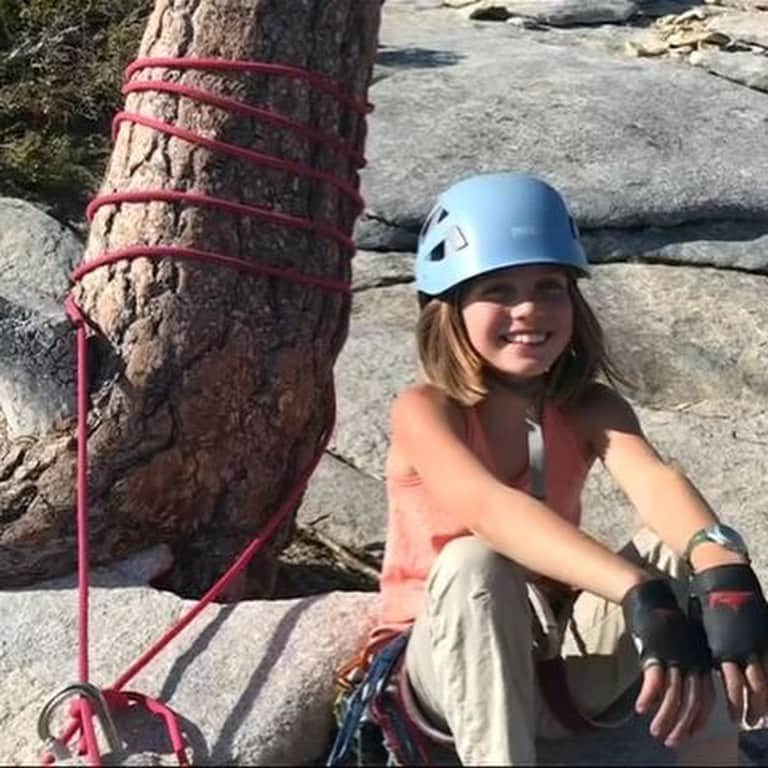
[38,682,122,759]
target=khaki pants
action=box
[405,529,735,765]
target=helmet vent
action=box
[446,226,468,252]
[420,206,449,240]
[428,242,445,262]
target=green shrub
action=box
[0,0,151,222]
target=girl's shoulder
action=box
[569,381,638,421]
[387,384,468,477]
[391,383,465,429]
[563,382,642,457]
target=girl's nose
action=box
[510,297,538,319]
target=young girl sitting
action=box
[368,172,768,765]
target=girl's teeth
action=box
[507,333,547,344]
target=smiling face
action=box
[459,264,574,382]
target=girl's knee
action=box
[626,528,689,579]
[427,535,528,604]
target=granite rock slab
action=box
[0,199,80,438]
[0,547,379,766]
[358,5,768,261]
[689,48,768,92]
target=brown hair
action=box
[415,276,629,407]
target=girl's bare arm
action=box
[391,385,650,603]
[576,384,748,573]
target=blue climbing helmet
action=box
[415,172,589,297]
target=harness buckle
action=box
[38,682,122,760]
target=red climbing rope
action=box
[41,56,371,767]
[111,110,364,210]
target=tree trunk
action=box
[0,0,381,594]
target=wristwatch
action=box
[683,523,750,566]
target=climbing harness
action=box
[328,402,636,766]
[38,56,372,767]
[328,632,455,767]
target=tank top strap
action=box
[464,404,495,468]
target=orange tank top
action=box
[372,400,594,642]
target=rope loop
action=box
[45,53,370,767]
[124,57,374,115]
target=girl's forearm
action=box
[630,464,748,572]
[472,485,651,603]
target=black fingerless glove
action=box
[690,564,768,667]
[622,578,711,674]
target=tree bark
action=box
[0,0,381,594]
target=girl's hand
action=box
[690,564,768,724]
[718,658,768,726]
[622,578,714,746]
[636,666,715,748]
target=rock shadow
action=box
[208,597,321,763]
[583,219,768,274]
[272,527,379,597]
[18,544,175,591]
[99,597,320,764]
[376,45,464,70]
[158,603,238,704]
[273,560,378,597]
[102,706,208,766]
[361,218,768,275]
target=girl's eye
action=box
[482,285,513,300]
[537,281,567,297]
